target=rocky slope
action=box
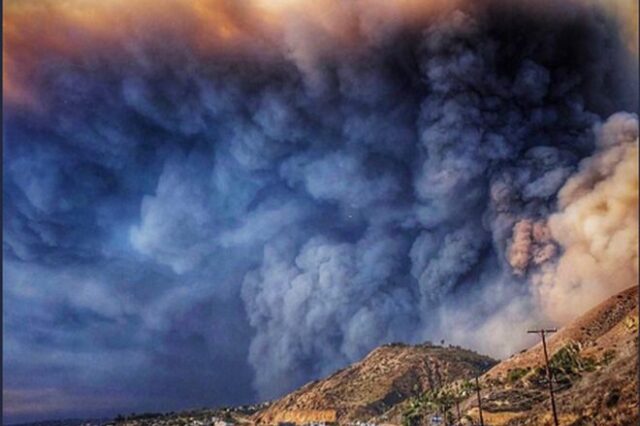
[253,344,496,425]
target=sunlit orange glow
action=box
[3,0,637,110]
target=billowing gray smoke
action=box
[237,2,637,398]
[3,0,637,410]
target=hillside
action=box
[461,285,639,426]
[484,286,638,381]
[253,344,497,425]
[252,286,638,426]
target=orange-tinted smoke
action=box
[2,0,464,110]
[3,0,636,110]
[2,0,276,110]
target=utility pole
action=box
[528,328,559,426]
[475,376,484,426]
[455,399,461,426]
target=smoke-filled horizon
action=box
[3,0,638,423]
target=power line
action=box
[528,328,559,426]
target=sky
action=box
[2,0,639,423]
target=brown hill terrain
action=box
[466,285,639,426]
[378,286,639,426]
[253,344,497,425]
[253,286,638,426]
[484,285,638,381]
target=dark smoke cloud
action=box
[3,0,637,421]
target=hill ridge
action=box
[253,343,496,425]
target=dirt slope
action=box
[253,344,496,425]
[485,285,638,380]
[466,285,639,426]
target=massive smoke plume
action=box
[3,0,638,420]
